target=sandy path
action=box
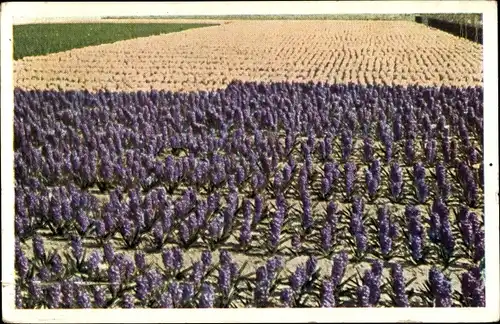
[14,20,483,92]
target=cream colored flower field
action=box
[14,20,483,92]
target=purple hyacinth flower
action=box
[370,159,382,184]
[265,256,283,282]
[76,210,90,234]
[301,191,313,230]
[474,229,485,262]
[405,139,415,163]
[291,233,302,252]
[290,266,306,292]
[320,223,333,252]
[236,165,246,186]
[162,249,174,271]
[318,140,327,161]
[49,197,62,226]
[269,194,285,250]
[174,237,189,262]
[344,161,357,197]
[208,216,223,240]
[428,212,442,244]
[135,275,150,302]
[37,266,51,281]
[377,206,393,256]
[239,199,252,247]
[218,265,231,295]
[365,262,383,306]
[320,177,332,198]
[435,163,451,199]
[76,287,92,308]
[341,130,353,161]
[201,250,212,268]
[95,219,106,238]
[326,201,339,227]
[441,137,451,163]
[121,255,135,281]
[199,283,215,308]
[413,162,426,181]
[410,235,423,262]
[61,280,75,308]
[46,283,62,309]
[254,266,270,307]
[440,217,455,256]
[144,268,162,293]
[349,206,363,236]
[50,252,63,276]
[108,264,121,295]
[103,213,116,234]
[365,169,379,198]
[273,171,283,193]
[306,256,318,277]
[181,283,194,305]
[390,263,409,307]
[429,267,452,307]
[384,139,393,163]
[331,251,348,288]
[282,163,292,185]
[352,195,364,218]
[229,261,239,279]
[190,261,204,284]
[390,162,403,192]
[415,178,429,203]
[371,259,383,279]
[298,166,308,195]
[120,218,134,242]
[355,232,368,255]
[406,205,423,233]
[357,285,371,307]
[363,137,374,162]
[93,286,107,308]
[167,281,182,306]
[435,163,447,186]
[425,139,437,164]
[71,234,84,262]
[27,279,43,305]
[134,251,146,271]
[121,293,134,308]
[253,194,263,226]
[159,291,174,308]
[15,244,29,279]
[458,207,474,248]
[389,218,399,238]
[466,177,479,207]
[219,249,232,267]
[460,269,485,307]
[179,221,191,245]
[103,242,115,264]
[86,250,102,274]
[280,288,293,307]
[32,235,46,261]
[320,280,335,307]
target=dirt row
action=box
[13,20,483,92]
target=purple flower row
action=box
[16,243,484,308]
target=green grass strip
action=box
[14,23,217,60]
[102,14,418,21]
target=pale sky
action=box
[4,1,489,24]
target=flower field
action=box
[14,20,483,92]
[13,19,485,309]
